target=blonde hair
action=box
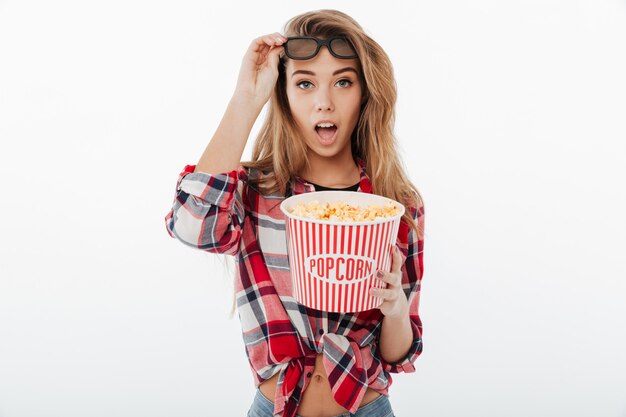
[223,9,425,319]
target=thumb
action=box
[266,45,284,71]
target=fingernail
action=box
[371,288,379,296]
[377,270,383,278]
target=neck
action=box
[300,153,360,188]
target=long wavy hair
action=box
[223,9,425,318]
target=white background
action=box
[1,1,625,416]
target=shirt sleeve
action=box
[379,199,425,373]
[164,164,247,256]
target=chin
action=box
[308,144,343,159]
[307,139,349,158]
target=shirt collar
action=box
[289,156,372,196]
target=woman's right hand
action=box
[233,32,287,107]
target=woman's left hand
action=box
[370,246,409,319]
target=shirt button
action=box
[306,372,312,378]
[318,329,324,335]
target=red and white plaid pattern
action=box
[164,157,425,417]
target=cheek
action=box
[286,102,309,132]
[349,87,363,106]
[286,94,307,118]
[336,85,361,105]
[339,95,362,121]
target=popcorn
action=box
[287,200,400,222]
[281,191,405,312]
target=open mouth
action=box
[314,124,339,145]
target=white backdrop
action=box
[1,1,625,416]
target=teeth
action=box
[316,122,335,128]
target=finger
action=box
[253,43,269,64]
[266,44,285,68]
[370,287,398,301]
[374,272,397,287]
[253,33,287,51]
[272,32,288,43]
[390,245,402,274]
[374,272,402,288]
[254,41,285,67]
[372,277,389,290]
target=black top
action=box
[309,181,360,192]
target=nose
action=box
[315,87,334,112]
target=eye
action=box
[336,79,353,88]
[296,80,313,90]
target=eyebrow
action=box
[291,67,359,78]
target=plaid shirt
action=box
[164,157,425,417]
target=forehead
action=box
[286,52,361,76]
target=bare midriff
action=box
[259,353,381,417]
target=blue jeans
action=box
[247,388,396,417]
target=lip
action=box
[312,119,338,129]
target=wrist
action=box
[385,301,410,320]
[231,90,267,111]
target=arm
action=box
[194,94,264,175]
[374,201,425,373]
[164,163,248,255]
[163,94,263,254]
[378,299,413,364]
[164,33,286,254]
[197,32,286,174]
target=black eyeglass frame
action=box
[282,36,358,60]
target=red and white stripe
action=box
[286,217,401,313]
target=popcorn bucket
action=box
[280,191,405,313]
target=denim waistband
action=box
[248,388,394,417]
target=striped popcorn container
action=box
[280,191,405,313]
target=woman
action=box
[165,9,425,417]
